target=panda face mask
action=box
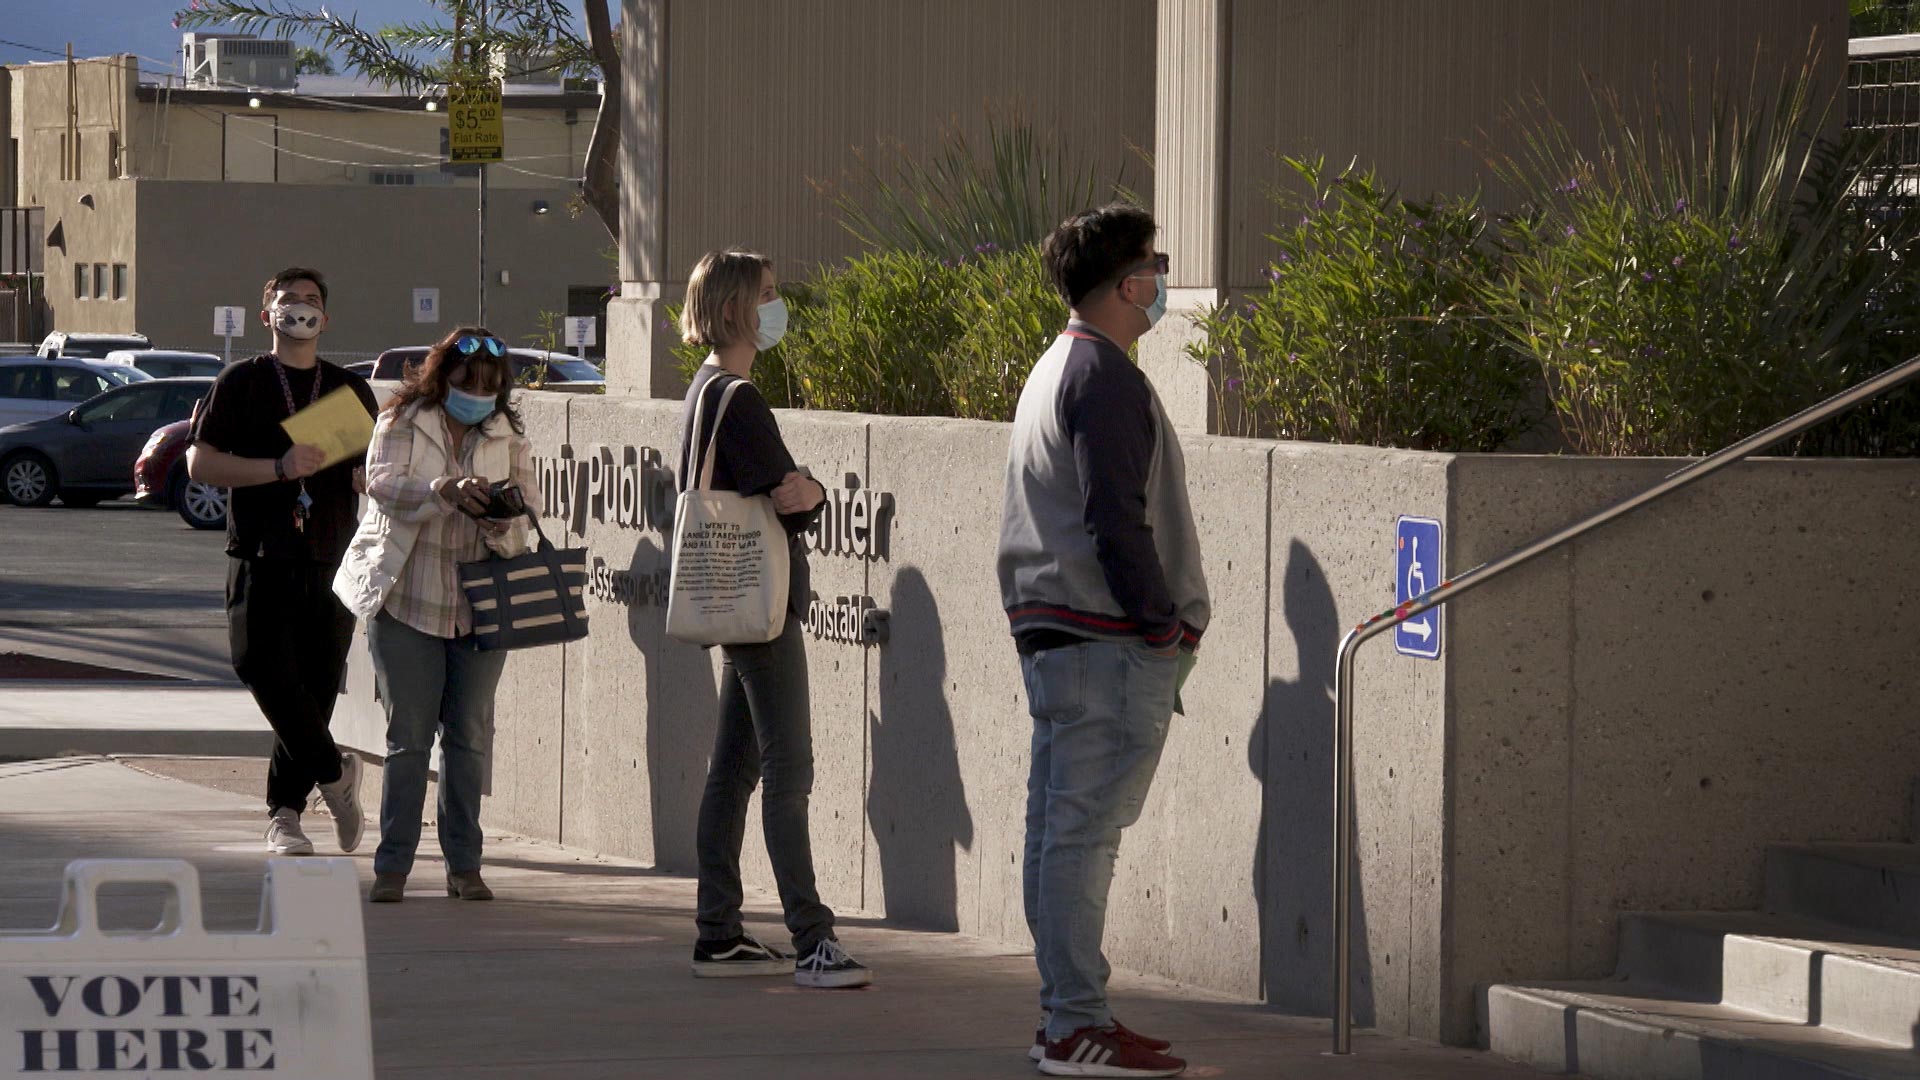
[270,303,325,341]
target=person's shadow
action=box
[629,535,719,875]
[1255,540,1375,1025]
[867,567,975,930]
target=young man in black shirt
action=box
[188,267,380,856]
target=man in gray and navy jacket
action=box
[997,204,1211,1079]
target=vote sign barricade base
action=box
[0,858,373,1078]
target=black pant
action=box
[226,557,354,813]
[695,615,836,954]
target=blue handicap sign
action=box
[1395,516,1443,659]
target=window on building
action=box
[59,133,71,181]
[74,263,88,300]
[368,170,416,186]
[108,131,122,178]
[111,264,127,300]
[93,264,107,300]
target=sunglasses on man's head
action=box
[454,335,506,357]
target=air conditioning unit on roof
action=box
[182,32,297,91]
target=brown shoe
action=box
[368,873,407,903]
[446,869,494,901]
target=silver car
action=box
[0,357,150,428]
[101,349,228,380]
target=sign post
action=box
[564,316,596,361]
[212,306,246,365]
[1394,516,1443,660]
[449,74,503,327]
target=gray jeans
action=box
[368,611,508,877]
[695,614,836,954]
[1021,640,1178,1040]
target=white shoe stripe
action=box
[1091,1045,1113,1065]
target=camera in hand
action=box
[462,480,526,521]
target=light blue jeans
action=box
[368,611,508,877]
[1021,640,1178,1041]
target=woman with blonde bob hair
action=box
[334,326,537,904]
[675,250,872,989]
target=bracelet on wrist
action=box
[273,455,287,482]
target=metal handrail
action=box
[1328,354,1920,1054]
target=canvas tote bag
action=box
[458,510,590,651]
[665,376,790,644]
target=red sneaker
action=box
[1034,1018,1175,1059]
[1038,1024,1186,1077]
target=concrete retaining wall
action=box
[335,391,1920,1043]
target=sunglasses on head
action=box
[454,335,506,357]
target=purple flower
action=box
[1313,198,1327,210]
[1299,215,1311,227]
[1412,220,1425,229]
[1564,225,1577,238]
[1243,302,1258,314]
[1674,198,1688,214]
[657,317,670,331]
[974,241,999,254]
[1559,178,1581,194]
[1641,271,1655,282]
[1226,377,1244,391]
[1277,251,1292,264]
[1265,267,1283,283]
[1671,256,1683,268]
[1287,352,1300,362]
[1586,338,1601,348]
[1728,235,1744,250]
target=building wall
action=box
[10,56,138,207]
[130,180,611,356]
[331,396,1920,1044]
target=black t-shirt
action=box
[190,354,379,565]
[678,364,823,619]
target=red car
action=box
[134,417,227,530]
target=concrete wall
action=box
[332,394,1920,1044]
[128,180,610,356]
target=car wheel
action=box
[171,463,227,530]
[57,491,106,508]
[1,452,57,508]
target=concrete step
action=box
[1485,981,1920,1080]
[1767,843,1920,939]
[1619,912,1920,1047]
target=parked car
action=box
[135,417,226,530]
[342,360,376,379]
[37,331,153,359]
[0,376,211,508]
[370,346,607,393]
[0,357,150,428]
[101,349,227,379]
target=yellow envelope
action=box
[280,385,375,470]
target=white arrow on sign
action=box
[1404,618,1433,641]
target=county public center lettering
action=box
[534,444,896,646]
[16,973,275,1072]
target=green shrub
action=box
[672,245,1065,422]
[1189,157,1533,450]
[1486,71,1920,456]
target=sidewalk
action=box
[0,686,271,758]
[0,757,1557,1079]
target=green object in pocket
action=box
[1174,650,1198,716]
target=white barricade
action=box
[0,858,373,1078]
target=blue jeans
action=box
[368,611,508,877]
[1021,640,1178,1041]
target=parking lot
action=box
[0,498,232,680]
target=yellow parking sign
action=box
[448,78,503,164]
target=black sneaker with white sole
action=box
[793,938,873,989]
[691,934,793,977]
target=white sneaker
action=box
[315,752,364,853]
[265,808,314,855]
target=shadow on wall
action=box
[868,566,975,931]
[1256,540,1375,1026]
[628,535,718,875]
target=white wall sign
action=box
[564,316,597,348]
[212,307,247,338]
[412,288,440,325]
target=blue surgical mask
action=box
[1133,274,1168,330]
[444,387,497,425]
[754,297,789,351]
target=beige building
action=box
[5,49,613,357]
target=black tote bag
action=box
[457,511,589,651]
